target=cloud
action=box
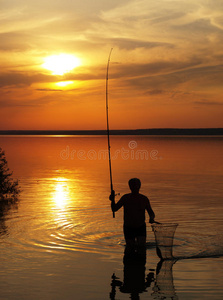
[172,18,223,35]
[0,66,107,89]
[0,90,68,108]
[90,37,174,50]
[122,61,223,89]
[145,89,164,95]
[36,88,63,92]
[111,56,203,80]
[194,100,223,106]
[0,100,37,107]
[0,32,33,51]
[0,72,55,87]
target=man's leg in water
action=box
[137,236,146,247]
[136,236,146,256]
[124,225,136,253]
[124,224,146,254]
[135,223,147,250]
[125,238,135,254]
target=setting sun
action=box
[42,54,81,75]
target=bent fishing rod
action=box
[106,48,115,218]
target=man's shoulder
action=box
[139,193,149,201]
[122,193,149,201]
[121,193,132,199]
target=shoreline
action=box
[0,128,223,136]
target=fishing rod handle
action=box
[110,189,116,218]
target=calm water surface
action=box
[0,136,223,299]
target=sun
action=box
[42,54,81,75]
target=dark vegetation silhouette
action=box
[0,148,19,204]
[0,148,20,235]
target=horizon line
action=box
[0,128,223,136]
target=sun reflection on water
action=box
[54,181,69,209]
[52,175,83,208]
[50,176,82,228]
[50,177,74,241]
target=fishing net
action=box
[151,223,178,260]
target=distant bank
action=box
[0,128,223,135]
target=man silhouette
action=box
[110,178,155,250]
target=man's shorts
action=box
[123,223,146,240]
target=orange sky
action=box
[0,0,223,130]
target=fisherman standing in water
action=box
[110,178,155,252]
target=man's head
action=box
[128,178,141,193]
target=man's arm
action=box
[110,193,125,212]
[146,199,155,223]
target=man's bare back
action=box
[110,178,155,246]
[112,192,154,228]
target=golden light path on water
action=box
[25,174,124,257]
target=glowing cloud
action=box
[56,81,74,87]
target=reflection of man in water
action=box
[110,178,155,250]
[110,260,155,300]
[110,258,178,300]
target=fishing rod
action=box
[106,48,115,218]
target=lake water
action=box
[0,135,223,300]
